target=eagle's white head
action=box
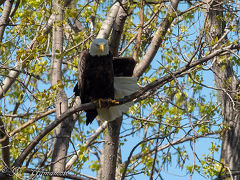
[89,38,109,56]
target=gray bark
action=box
[50,0,74,179]
[102,1,129,179]
[0,2,14,179]
[0,0,15,99]
[97,2,120,39]
[109,0,128,56]
[0,0,14,41]
[205,1,240,179]
[0,117,12,180]
[98,118,122,180]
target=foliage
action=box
[0,0,239,179]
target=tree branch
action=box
[133,0,180,77]
[121,131,217,179]
[109,0,128,56]
[9,109,55,137]
[10,0,20,17]
[97,2,120,39]
[133,0,144,61]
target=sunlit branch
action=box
[65,121,108,170]
[9,109,55,137]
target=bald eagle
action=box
[74,38,114,125]
[74,38,138,125]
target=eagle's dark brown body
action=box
[76,50,114,125]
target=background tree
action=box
[0,0,239,179]
[205,1,240,179]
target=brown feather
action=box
[113,57,136,77]
[76,50,114,125]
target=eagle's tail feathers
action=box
[73,83,80,96]
[86,109,98,125]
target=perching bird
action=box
[74,38,115,125]
[74,38,138,125]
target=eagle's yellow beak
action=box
[99,44,105,52]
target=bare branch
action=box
[109,0,128,56]
[9,109,55,137]
[119,8,160,56]
[10,0,20,17]
[97,2,120,39]
[133,0,180,77]
[133,1,144,61]
[121,131,217,179]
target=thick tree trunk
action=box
[97,2,120,39]
[0,1,14,179]
[0,0,16,99]
[205,1,240,179]
[98,117,122,180]
[50,0,74,179]
[0,118,12,180]
[0,0,14,41]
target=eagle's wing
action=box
[97,56,139,122]
[77,50,89,102]
[113,57,136,77]
[97,76,139,122]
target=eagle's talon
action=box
[93,99,104,108]
[109,99,119,105]
[94,98,119,108]
[98,99,102,108]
